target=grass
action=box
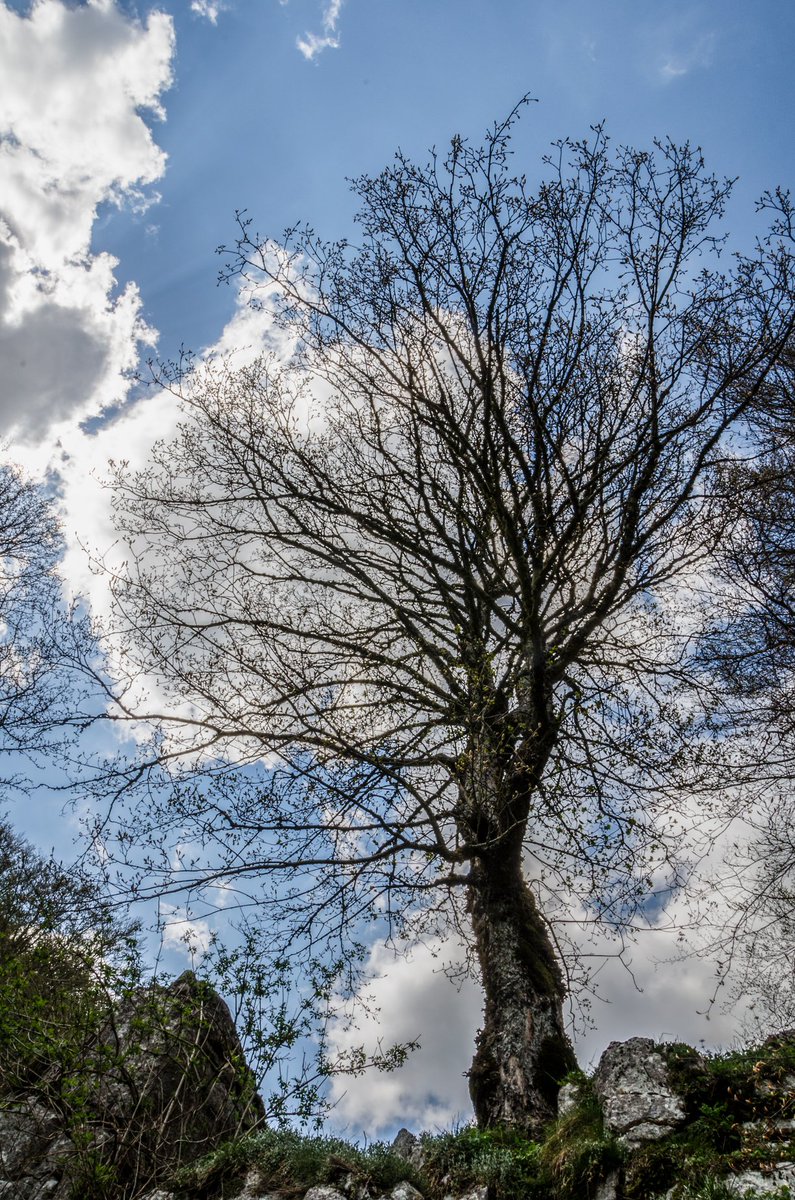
[170,1127,423,1199]
[168,1033,795,1200]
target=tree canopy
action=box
[96,110,795,1131]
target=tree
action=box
[100,111,795,1133]
[0,818,140,1093]
[697,300,795,1029]
[0,461,73,778]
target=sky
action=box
[1,0,795,1139]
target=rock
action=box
[96,969,264,1169]
[594,1171,620,1200]
[0,1102,74,1199]
[389,1184,424,1200]
[0,1103,67,1179]
[0,973,264,1199]
[726,1162,795,1195]
[303,1188,347,1200]
[391,1128,425,1170]
[557,1080,582,1117]
[593,1037,687,1145]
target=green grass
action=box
[168,1033,795,1200]
[171,1127,424,1199]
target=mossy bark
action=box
[467,848,577,1136]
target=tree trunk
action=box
[467,850,577,1136]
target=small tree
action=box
[101,111,795,1132]
[0,461,74,776]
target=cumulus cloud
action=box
[297,0,344,60]
[323,883,749,1134]
[159,902,214,960]
[326,939,482,1135]
[47,283,284,609]
[0,0,174,443]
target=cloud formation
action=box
[191,0,226,24]
[0,0,174,442]
[297,0,344,60]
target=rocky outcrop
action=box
[593,1036,688,1145]
[3,1007,793,1200]
[0,971,262,1199]
[586,1031,795,1199]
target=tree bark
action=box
[466,849,577,1136]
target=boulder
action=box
[593,1037,687,1145]
[727,1162,795,1196]
[95,969,264,1167]
[0,972,263,1198]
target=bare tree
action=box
[697,272,795,1030]
[0,460,88,786]
[99,111,795,1132]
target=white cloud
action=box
[0,0,174,443]
[191,0,226,24]
[159,902,213,960]
[46,283,285,617]
[297,0,344,60]
[326,939,482,1136]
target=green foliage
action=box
[0,819,142,1096]
[66,1149,119,1200]
[667,1176,738,1200]
[664,1036,795,1127]
[171,1127,422,1199]
[539,1085,624,1200]
[420,1124,545,1199]
[690,1102,739,1154]
[626,1036,795,1199]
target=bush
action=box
[420,1124,545,1199]
[0,820,141,1096]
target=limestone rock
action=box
[0,1102,74,1199]
[303,1187,347,1200]
[594,1171,620,1200]
[97,969,264,1167]
[0,972,263,1198]
[593,1036,687,1145]
[557,1080,582,1117]
[391,1128,425,1170]
[726,1161,795,1195]
[389,1184,424,1200]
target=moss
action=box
[623,1138,678,1199]
[625,1034,795,1199]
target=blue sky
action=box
[2,0,794,1137]
[89,0,795,363]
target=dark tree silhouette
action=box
[0,461,86,787]
[100,112,795,1132]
